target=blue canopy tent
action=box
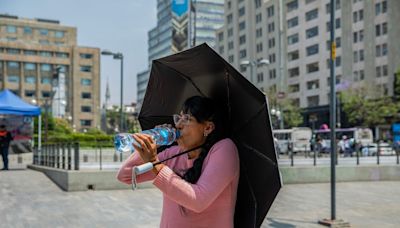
[0,89,42,152]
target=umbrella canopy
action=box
[0,89,41,116]
[139,43,281,227]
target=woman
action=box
[117,96,240,228]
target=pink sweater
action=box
[117,138,240,228]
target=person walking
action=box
[0,125,13,170]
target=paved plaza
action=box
[1,169,399,228]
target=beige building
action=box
[0,14,100,131]
[216,0,400,122]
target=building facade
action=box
[216,0,400,127]
[0,14,101,131]
[137,0,224,109]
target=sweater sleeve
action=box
[153,139,239,213]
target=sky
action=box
[1,0,157,106]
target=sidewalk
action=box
[0,170,399,227]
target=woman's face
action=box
[174,111,212,150]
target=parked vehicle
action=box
[273,127,312,154]
[362,143,395,156]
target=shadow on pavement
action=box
[266,217,319,228]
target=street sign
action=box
[277,91,285,99]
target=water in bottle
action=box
[114,127,180,153]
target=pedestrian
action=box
[117,96,240,228]
[338,135,352,157]
[0,125,13,170]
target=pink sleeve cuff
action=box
[153,166,174,190]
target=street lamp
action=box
[271,108,284,129]
[240,59,270,83]
[101,50,124,132]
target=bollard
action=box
[67,143,72,170]
[397,149,399,165]
[99,145,103,170]
[120,152,123,162]
[377,141,380,165]
[83,154,89,162]
[313,148,316,166]
[74,142,80,170]
[61,144,65,169]
[56,144,60,168]
[356,147,359,165]
[113,153,118,162]
[290,150,294,167]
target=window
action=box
[42,91,51,98]
[359,70,365,80]
[267,6,274,17]
[239,35,246,45]
[24,63,36,70]
[25,90,35,97]
[239,7,245,17]
[307,96,319,107]
[255,0,262,8]
[359,10,363,21]
[55,52,69,58]
[80,66,92,72]
[289,84,300,93]
[376,24,381,36]
[375,2,381,15]
[287,0,298,12]
[306,44,319,56]
[7,75,19,83]
[307,80,319,90]
[219,46,224,54]
[6,25,16,33]
[55,31,64,38]
[7,48,19,54]
[306,26,318,39]
[288,50,299,61]
[256,28,262,38]
[80,120,92,127]
[256,73,264,83]
[359,50,364,61]
[81,106,92,112]
[256,13,262,23]
[228,41,234,50]
[306,9,318,21]
[228,55,234,63]
[41,77,51,84]
[81,79,92,86]
[376,45,381,57]
[24,26,32,34]
[24,50,37,55]
[41,64,51,72]
[383,65,388,76]
[336,56,341,67]
[269,69,277,79]
[353,11,358,23]
[39,29,48,35]
[288,67,299,77]
[268,23,275,33]
[382,1,387,13]
[218,32,223,41]
[227,14,232,24]
[8,62,19,69]
[81,92,91,99]
[268,38,275,48]
[307,62,319,73]
[376,66,381,77]
[336,37,341,48]
[256,43,263,53]
[287,17,298,28]
[239,21,246,31]
[239,49,247,59]
[288,34,299,45]
[359,30,364,42]
[353,32,358,43]
[228,28,233,37]
[382,43,388,56]
[25,76,36,84]
[382,22,388,35]
[39,40,49,45]
[353,51,358,63]
[39,51,52,57]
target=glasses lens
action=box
[173,114,180,125]
[173,114,191,125]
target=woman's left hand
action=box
[132,133,158,163]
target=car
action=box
[361,143,395,156]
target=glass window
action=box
[81,92,91,99]
[307,95,319,107]
[80,66,92,72]
[383,65,388,76]
[24,63,36,70]
[288,67,299,77]
[306,27,318,39]
[80,120,92,127]
[288,50,299,61]
[376,45,381,57]
[41,77,51,84]
[267,6,274,17]
[227,14,233,24]
[24,50,37,55]
[239,35,246,45]
[55,52,69,58]
[288,34,299,45]
[81,106,92,112]
[239,21,246,31]
[306,44,319,56]
[382,22,388,35]
[382,43,388,56]
[375,2,381,15]
[239,49,247,59]
[41,64,51,72]
[376,24,381,36]
[307,62,319,73]
[306,9,318,21]
[382,1,387,13]
[42,91,51,98]
[24,26,32,34]
[39,29,48,35]
[238,7,245,17]
[25,76,36,84]
[307,80,319,90]
[7,48,20,54]
[55,31,64,38]
[227,28,233,37]
[39,51,52,57]
[39,40,50,45]
[287,0,298,12]
[256,28,262,38]
[8,62,19,69]
[287,17,298,28]
[6,25,16,33]
[25,90,35,97]
[376,66,381,77]
[81,79,92,86]
[8,75,19,83]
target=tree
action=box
[340,83,400,127]
[264,89,303,128]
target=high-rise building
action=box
[137,0,224,109]
[216,0,400,126]
[0,14,101,131]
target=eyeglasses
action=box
[173,114,191,125]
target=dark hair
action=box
[181,96,226,184]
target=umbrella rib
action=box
[157,61,206,97]
[232,102,268,136]
[241,142,278,167]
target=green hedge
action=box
[33,133,114,148]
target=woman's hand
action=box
[132,133,158,163]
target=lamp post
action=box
[101,50,124,132]
[240,59,270,84]
[271,108,284,129]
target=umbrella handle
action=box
[131,162,154,190]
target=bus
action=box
[273,127,312,154]
[313,127,373,150]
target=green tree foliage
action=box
[264,89,303,128]
[340,83,400,127]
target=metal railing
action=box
[33,142,80,170]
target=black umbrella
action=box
[139,43,281,228]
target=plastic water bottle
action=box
[114,127,180,153]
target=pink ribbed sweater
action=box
[117,138,240,228]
